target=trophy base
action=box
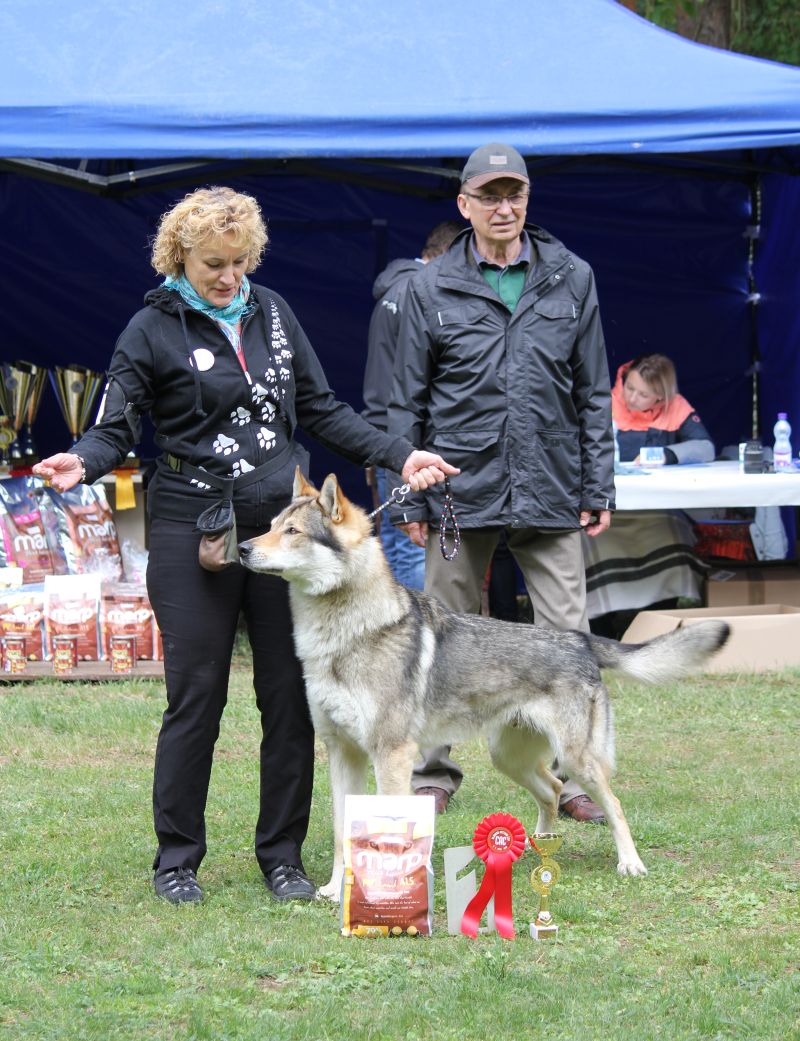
[530,922,559,941]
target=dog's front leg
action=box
[318,737,369,901]
[373,740,419,797]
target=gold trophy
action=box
[20,362,49,463]
[529,833,563,940]
[0,362,38,465]
[49,365,105,446]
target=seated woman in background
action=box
[584,353,715,640]
[613,354,715,466]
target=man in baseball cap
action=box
[460,141,530,189]
[388,143,615,825]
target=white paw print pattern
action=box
[230,406,251,426]
[257,427,277,451]
[190,478,212,491]
[263,366,276,384]
[280,348,293,361]
[213,432,239,456]
[270,301,290,352]
[251,383,277,422]
[279,366,291,382]
[232,458,255,478]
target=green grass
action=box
[1,657,798,1041]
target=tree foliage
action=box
[620,0,800,66]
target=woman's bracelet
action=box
[71,454,87,483]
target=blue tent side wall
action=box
[1,162,779,506]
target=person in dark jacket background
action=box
[363,220,462,588]
[387,143,615,822]
[34,186,456,905]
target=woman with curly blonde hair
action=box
[35,186,456,906]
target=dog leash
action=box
[438,477,461,561]
[368,477,460,560]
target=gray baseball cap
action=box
[460,142,529,189]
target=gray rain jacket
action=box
[362,258,422,430]
[387,225,615,529]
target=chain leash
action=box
[368,477,460,561]
[438,476,461,561]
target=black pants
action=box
[146,516,314,878]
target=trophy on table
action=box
[0,361,38,466]
[19,362,49,463]
[529,833,564,940]
[49,365,105,446]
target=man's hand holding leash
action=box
[401,450,459,491]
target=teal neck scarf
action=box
[165,273,252,350]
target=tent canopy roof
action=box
[2,0,800,161]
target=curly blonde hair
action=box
[151,186,268,278]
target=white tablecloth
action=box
[614,461,800,510]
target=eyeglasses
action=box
[462,191,529,210]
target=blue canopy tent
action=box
[1,0,799,506]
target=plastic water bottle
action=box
[773,413,793,471]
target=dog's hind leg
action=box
[373,740,418,797]
[319,737,369,901]
[487,725,562,835]
[566,684,647,877]
[566,754,647,877]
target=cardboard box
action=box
[705,563,800,609]
[622,604,800,673]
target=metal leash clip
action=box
[367,482,411,520]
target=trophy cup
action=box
[49,365,105,446]
[529,833,564,940]
[19,362,49,463]
[0,361,37,465]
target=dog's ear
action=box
[293,467,318,499]
[318,473,347,523]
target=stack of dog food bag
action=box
[341,795,435,937]
[0,475,161,671]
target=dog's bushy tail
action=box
[588,620,730,683]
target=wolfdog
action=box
[239,470,729,899]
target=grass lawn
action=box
[1,653,798,1041]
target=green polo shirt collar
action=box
[473,233,532,313]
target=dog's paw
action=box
[617,859,648,877]
[318,880,341,902]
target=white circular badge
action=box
[191,348,215,372]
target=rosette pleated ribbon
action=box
[461,813,527,939]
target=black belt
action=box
[164,443,294,496]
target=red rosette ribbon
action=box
[461,812,527,939]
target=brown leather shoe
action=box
[415,786,450,814]
[559,794,606,824]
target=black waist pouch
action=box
[195,498,238,571]
[166,442,294,572]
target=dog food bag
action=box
[44,574,101,661]
[99,584,155,660]
[341,794,435,937]
[0,477,58,583]
[42,484,123,581]
[0,586,46,661]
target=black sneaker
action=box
[265,864,316,902]
[154,867,204,904]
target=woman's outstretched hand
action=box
[32,453,83,492]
